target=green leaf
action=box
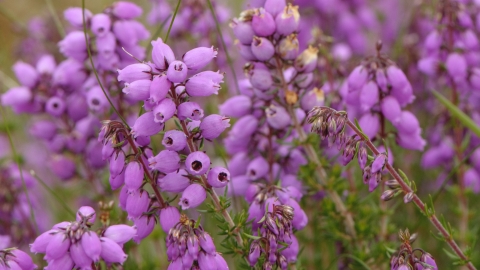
[243,233,262,240]
[432,90,480,137]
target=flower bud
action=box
[207,167,230,188]
[294,45,318,73]
[91,13,111,37]
[123,79,151,101]
[275,4,300,36]
[76,206,96,223]
[152,98,176,123]
[403,192,414,204]
[158,169,190,193]
[30,120,57,140]
[252,8,276,37]
[109,170,125,190]
[131,112,164,138]
[109,151,125,177]
[198,233,216,254]
[126,190,150,219]
[200,115,230,140]
[251,37,274,61]
[182,46,218,71]
[185,151,210,175]
[149,74,171,103]
[112,1,142,19]
[231,19,254,45]
[265,0,286,16]
[49,155,76,180]
[247,156,268,180]
[381,189,396,201]
[418,57,438,76]
[371,154,387,173]
[179,184,207,209]
[151,38,175,70]
[185,71,223,97]
[149,150,180,173]
[12,61,38,88]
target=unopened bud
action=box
[380,189,396,201]
[403,192,414,203]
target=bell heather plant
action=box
[0,0,480,269]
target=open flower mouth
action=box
[192,160,202,171]
[218,172,228,182]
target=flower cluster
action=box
[165,214,228,269]
[343,42,425,151]
[30,206,136,268]
[390,230,438,270]
[0,164,47,245]
[62,1,149,69]
[248,197,298,269]
[0,247,36,270]
[222,0,319,266]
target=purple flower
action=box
[133,215,155,243]
[167,61,188,83]
[70,242,92,268]
[46,232,70,260]
[162,130,187,151]
[100,237,128,264]
[185,71,224,97]
[122,79,151,101]
[150,74,172,103]
[90,14,111,37]
[103,225,137,245]
[58,31,87,61]
[247,62,272,90]
[1,87,32,107]
[12,61,38,88]
[446,53,467,81]
[266,105,291,129]
[109,151,126,177]
[275,4,300,36]
[131,112,164,138]
[185,151,211,175]
[159,206,180,233]
[219,95,252,118]
[30,230,56,254]
[124,161,144,192]
[118,63,151,83]
[381,96,402,124]
[207,167,230,188]
[177,102,204,120]
[247,156,269,180]
[81,231,101,262]
[149,150,181,173]
[153,98,176,123]
[76,206,96,223]
[252,8,276,37]
[151,38,175,70]
[358,113,380,139]
[158,169,190,193]
[371,154,387,173]
[360,81,379,112]
[251,37,275,61]
[231,19,254,45]
[126,190,150,219]
[112,1,143,19]
[182,46,218,71]
[347,65,368,92]
[179,184,207,209]
[294,46,318,73]
[200,115,230,140]
[64,7,92,28]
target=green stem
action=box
[164,0,182,42]
[45,0,66,37]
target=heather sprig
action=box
[308,105,476,270]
